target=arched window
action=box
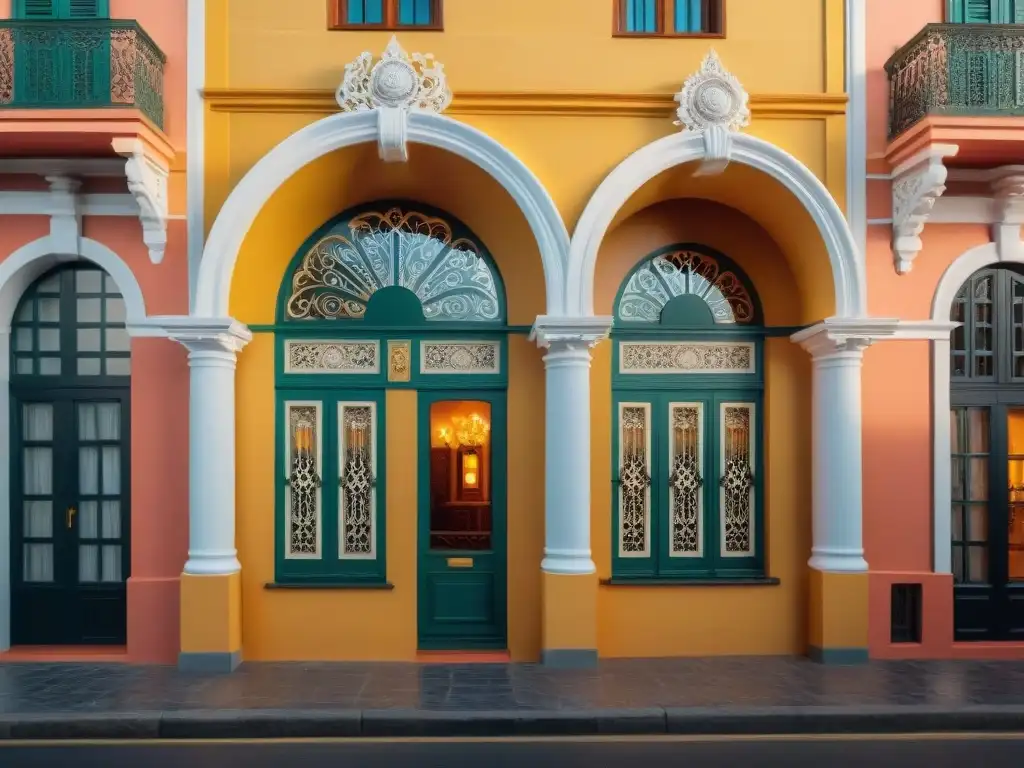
[949,265,1024,641]
[9,264,131,646]
[274,201,509,606]
[611,244,765,582]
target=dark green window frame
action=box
[272,200,508,588]
[610,243,766,583]
[947,0,1024,23]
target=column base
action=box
[179,649,242,673]
[808,567,868,664]
[179,571,242,672]
[541,571,597,667]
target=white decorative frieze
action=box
[285,341,380,374]
[674,50,750,177]
[112,137,169,264]
[420,341,500,374]
[890,144,958,274]
[336,35,453,163]
[619,342,755,374]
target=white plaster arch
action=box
[0,235,148,330]
[567,131,867,319]
[0,234,149,651]
[193,109,569,318]
[930,241,1020,575]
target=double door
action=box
[11,391,129,645]
[952,401,1024,641]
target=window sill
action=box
[612,31,726,39]
[600,577,780,587]
[265,581,395,591]
[328,24,444,31]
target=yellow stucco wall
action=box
[230,149,547,660]
[210,0,842,660]
[592,201,812,656]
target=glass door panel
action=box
[21,402,56,584]
[428,401,493,551]
[952,407,992,583]
[76,402,124,584]
[1008,408,1024,581]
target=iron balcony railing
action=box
[0,19,165,130]
[887,23,1024,141]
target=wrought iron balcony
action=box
[887,23,1024,141]
[0,20,165,130]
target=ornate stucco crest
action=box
[336,36,453,162]
[673,50,750,176]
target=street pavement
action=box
[3,735,1024,767]
[6,658,1024,738]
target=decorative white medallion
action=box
[619,342,755,374]
[420,341,500,374]
[285,341,380,374]
[673,50,750,176]
[336,36,453,163]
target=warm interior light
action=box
[462,452,479,488]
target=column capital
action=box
[791,317,899,360]
[530,315,613,352]
[132,315,253,356]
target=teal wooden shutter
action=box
[347,0,384,24]
[675,0,703,32]
[398,0,432,25]
[624,0,657,33]
[1014,0,1024,22]
[58,0,109,18]
[948,0,996,22]
[13,0,58,18]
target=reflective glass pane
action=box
[78,544,98,582]
[37,328,59,352]
[429,401,492,551]
[105,297,126,323]
[105,328,130,352]
[23,403,53,441]
[38,358,60,376]
[23,543,53,582]
[77,298,102,322]
[78,501,98,539]
[106,358,131,376]
[77,358,101,376]
[75,270,102,293]
[23,501,52,538]
[101,545,121,582]
[77,328,101,352]
[37,298,59,322]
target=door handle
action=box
[66,506,76,529]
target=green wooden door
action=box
[11,392,129,645]
[417,391,507,650]
[12,0,111,107]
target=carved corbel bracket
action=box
[791,317,900,361]
[337,36,453,164]
[674,50,750,177]
[112,137,169,264]
[890,144,958,275]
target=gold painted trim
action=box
[204,89,848,119]
[387,340,411,383]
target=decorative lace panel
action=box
[669,404,703,557]
[618,404,651,557]
[720,404,755,557]
[0,28,12,105]
[388,340,411,382]
[285,340,379,374]
[620,342,755,374]
[286,403,322,559]
[339,403,376,559]
[285,206,501,322]
[420,341,500,374]
[617,249,755,325]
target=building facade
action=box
[865,0,1024,658]
[0,0,189,663]
[0,0,1021,670]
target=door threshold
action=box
[0,645,129,663]
[416,650,511,663]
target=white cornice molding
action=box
[530,314,614,348]
[791,317,900,358]
[113,138,169,265]
[0,190,137,217]
[891,144,958,275]
[131,315,252,355]
[0,158,127,177]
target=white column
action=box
[165,319,251,576]
[532,316,612,575]
[805,340,870,573]
[932,336,953,575]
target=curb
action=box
[3,705,1024,740]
